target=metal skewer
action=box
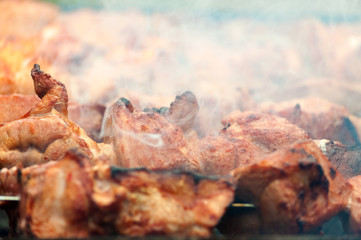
[0,196,20,201]
[231,203,255,208]
[0,196,256,208]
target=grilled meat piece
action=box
[187,135,264,175]
[188,111,310,175]
[316,139,361,179]
[68,103,106,142]
[341,175,361,234]
[0,108,100,168]
[0,65,106,168]
[144,91,199,133]
[0,94,105,142]
[18,151,234,238]
[26,63,68,117]
[19,151,92,238]
[187,135,239,175]
[221,111,311,152]
[0,95,39,124]
[92,167,234,237]
[103,97,189,170]
[231,141,352,234]
[264,98,360,145]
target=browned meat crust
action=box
[144,91,199,133]
[221,111,311,152]
[340,176,361,234]
[18,151,234,238]
[103,97,189,170]
[0,94,105,143]
[188,111,310,175]
[0,95,39,124]
[231,141,352,234]
[68,103,106,142]
[0,65,104,168]
[264,98,360,145]
[19,152,92,238]
[26,64,68,117]
[315,139,361,179]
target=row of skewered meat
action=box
[0,64,360,237]
[2,0,361,237]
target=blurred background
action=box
[44,0,361,23]
[1,0,361,134]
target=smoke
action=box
[30,0,361,133]
[100,102,165,148]
[113,127,164,148]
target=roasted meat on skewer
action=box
[0,95,39,124]
[16,151,234,238]
[341,175,361,234]
[221,111,311,152]
[103,97,189,170]
[188,111,311,175]
[231,140,352,234]
[263,98,360,145]
[68,103,106,142]
[0,93,106,142]
[144,91,199,133]
[0,64,108,168]
[316,139,361,179]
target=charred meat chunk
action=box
[188,111,310,175]
[316,139,361,179]
[264,98,360,145]
[144,91,199,133]
[103,97,189,170]
[19,151,234,238]
[0,65,104,168]
[231,141,352,234]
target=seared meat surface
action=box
[0,65,104,168]
[18,151,234,238]
[27,63,68,117]
[264,98,360,145]
[316,139,361,179]
[341,176,361,234]
[0,94,105,142]
[19,152,92,238]
[103,97,189,170]
[145,91,199,133]
[188,111,310,175]
[221,111,310,152]
[68,103,106,142]
[231,141,352,234]
[0,95,39,124]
